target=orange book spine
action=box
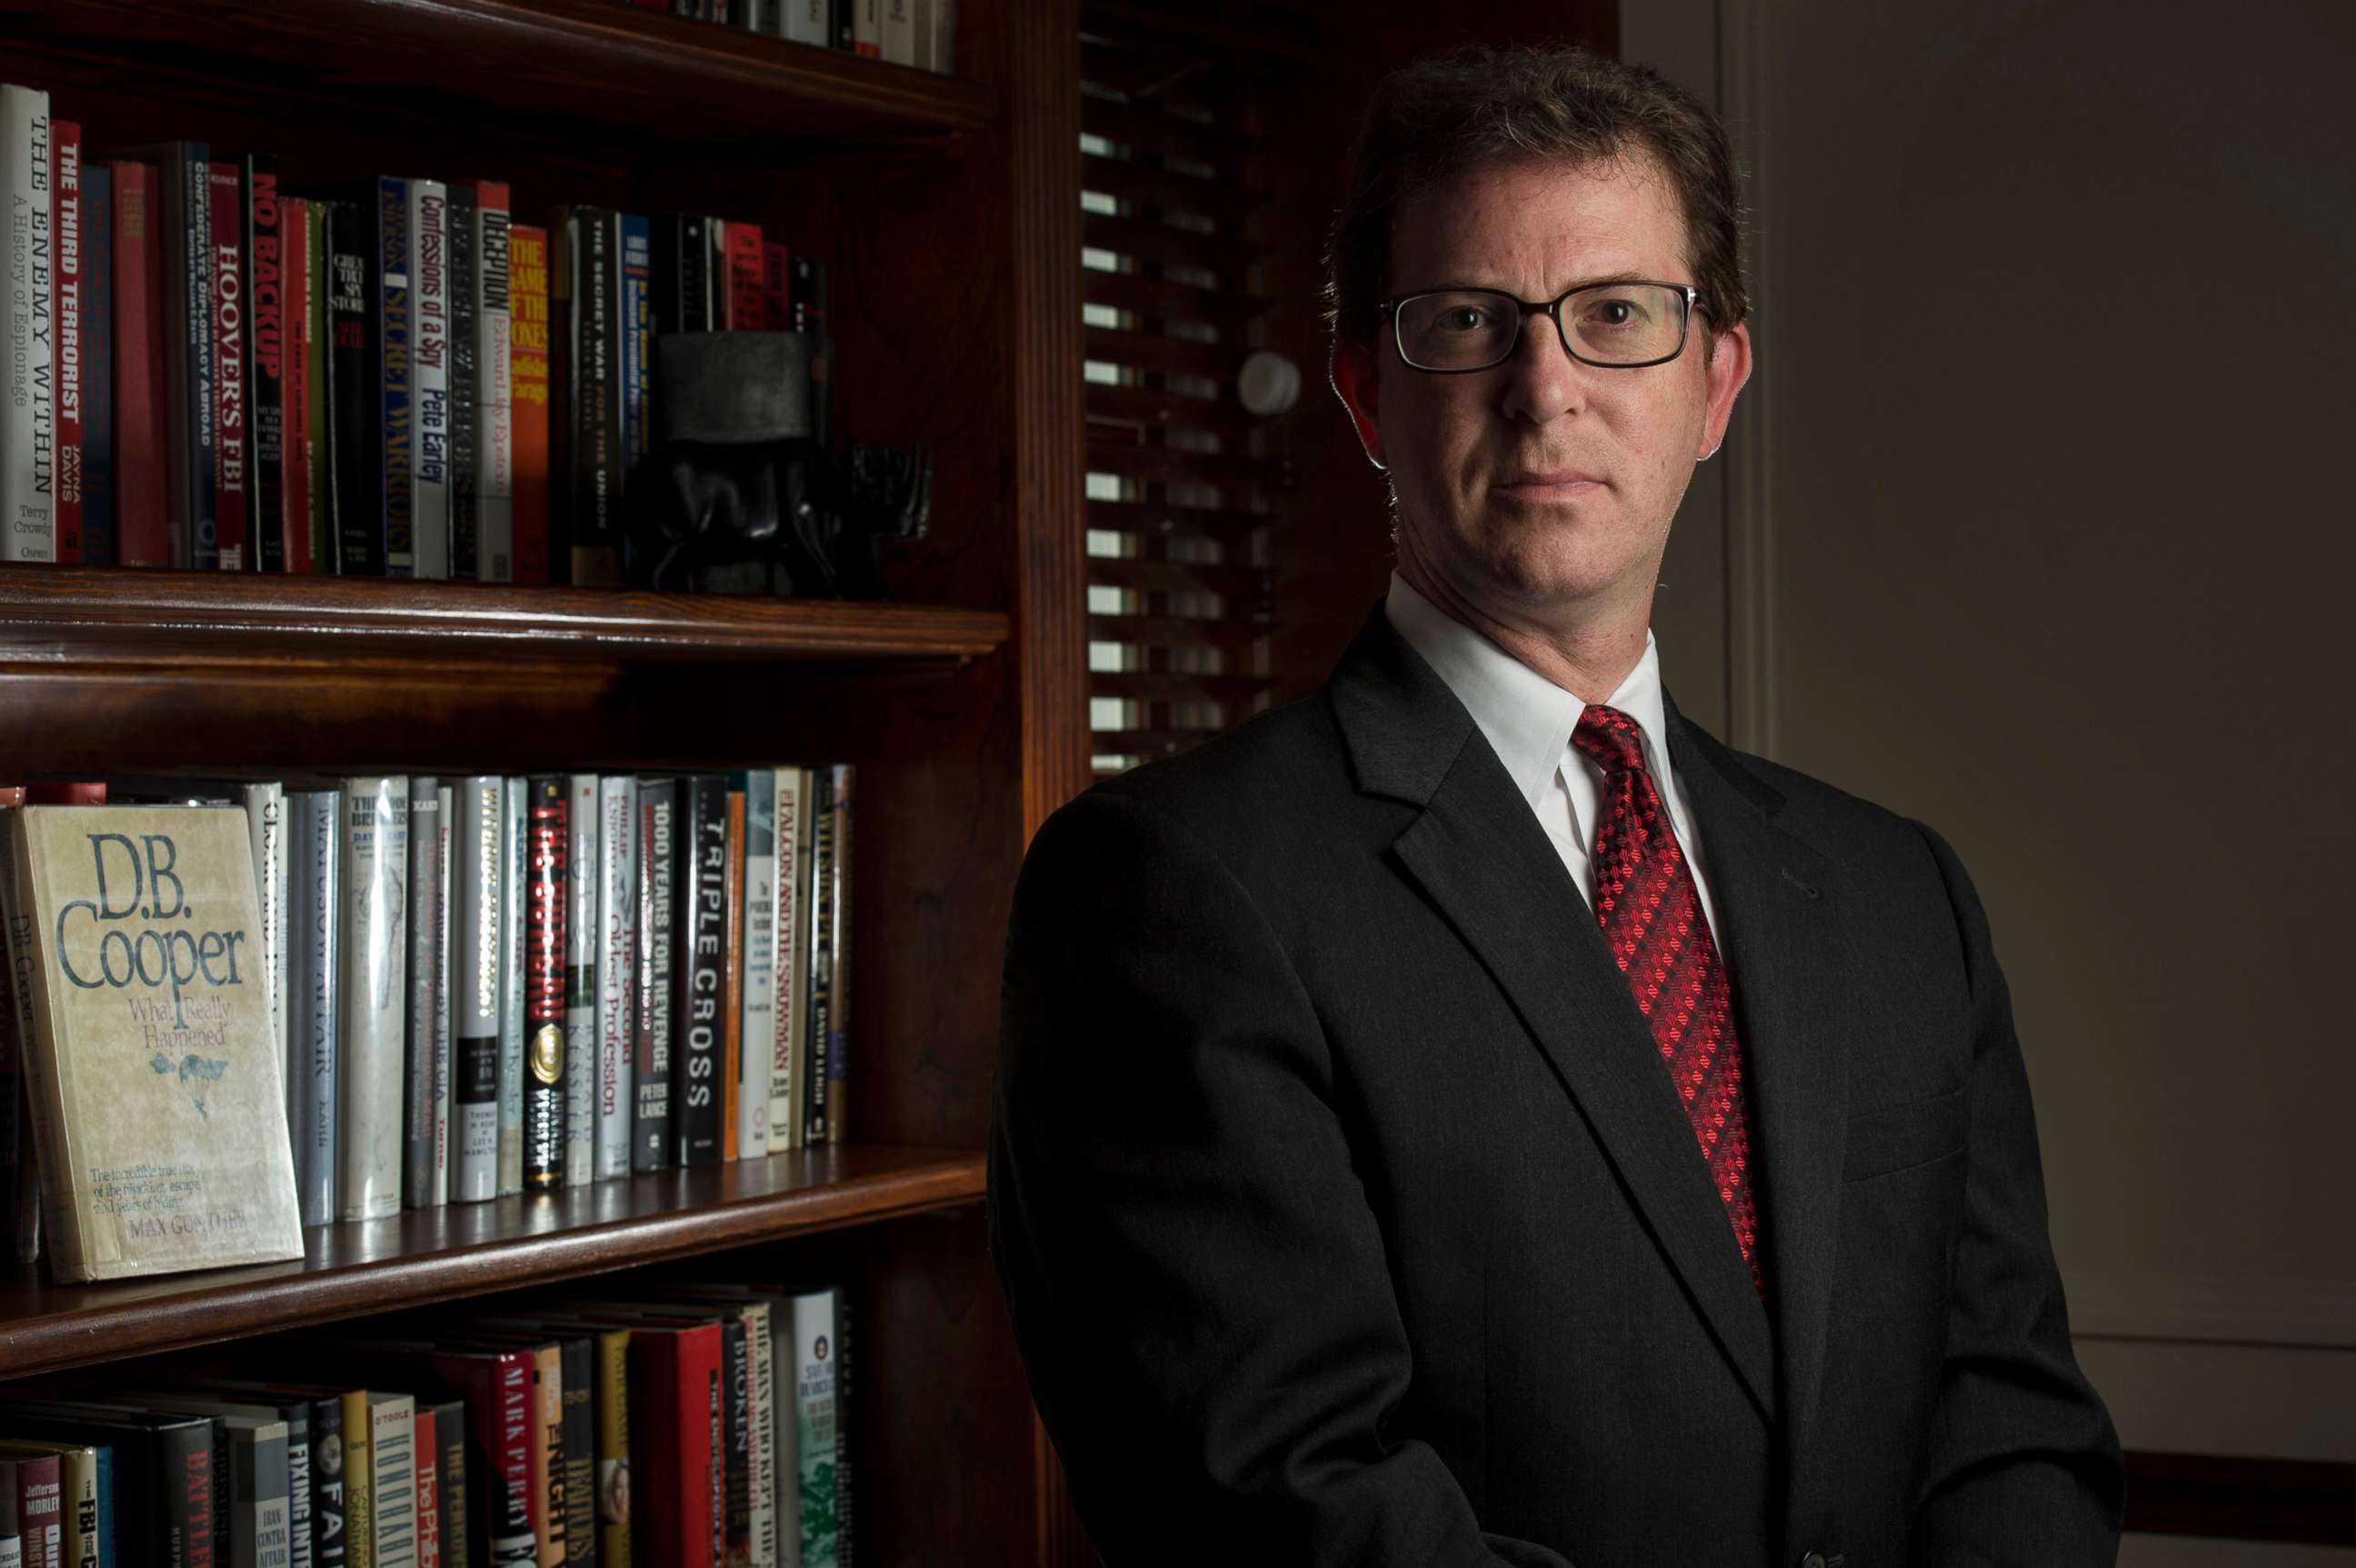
[508,223,551,585]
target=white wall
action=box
[1623,0,2356,1478]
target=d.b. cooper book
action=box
[0,805,303,1283]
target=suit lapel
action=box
[1332,608,1777,1420]
[1664,694,1852,1451]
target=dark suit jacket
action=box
[989,605,2122,1567]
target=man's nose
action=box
[1496,308,1591,424]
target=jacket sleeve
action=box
[989,789,1572,1568]
[1909,821,2126,1566]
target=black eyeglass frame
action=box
[1376,280,1704,373]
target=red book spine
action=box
[15,1452,62,1568]
[630,1322,724,1567]
[206,162,249,568]
[280,197,314,574]
[53,124,84,564]
[524,777,568,1192]
[724,222,764,330]
[760,241,791,334]
[109,161,170,565]
[508,223,550,584]
[437,1347,540,1563]
[414,1406,441,1568]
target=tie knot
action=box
[1572,704,1650,774]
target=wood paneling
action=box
[2125,1451,2356,1545]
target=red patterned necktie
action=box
[1572,704,1766,1296]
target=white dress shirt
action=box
[1383,571,1723,938]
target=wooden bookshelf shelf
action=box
[0,565,1010,665]
[0,1144,985,1381]
[5,0,997,146]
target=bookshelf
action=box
[0,1,1087,1563]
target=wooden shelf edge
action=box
[0,1144,984,1381]
[0,565,1011,664]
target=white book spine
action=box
[930,0,955,75]
[242,783,290,1104]
[497,775,525,1195]
[768,767,804,1148]
[793,1289,841,1568]
[596,775,637,1180]
[369,1394,418,1568]
[1,85,55,562]
[474,197,513,581]
[564,773,599,1186]
[881,0,915,65]
[744,1300,777,1568]
[403,777,443,1212]
[784,0,829,45]
[739,771,774,1160]
[337,777,410,1222]
[433,782,454,1204]
[453,776,503,1203]
[853,0,882,56]
[772,1306,802,1568]
[408,178,451,579]
[292,790,342,1228]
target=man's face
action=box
[1335,155,1751,631]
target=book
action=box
[444,182,478,584]
[422,1400,466,1568]
[2,1403,213,1568]
[208,159,250,567]
[289,788,342,1227]
[791,1290,842,1568]
[0,1454,19,1568]
[451,776,503,1203]
[632,777,675,1174]
[324,198,379,575]
[464,183,513,583]
[505,223,547,585]
[337,779,410,1223]
[80,158,113,566]
[111,1392,312,1568]
[52,122,81,565]
[562,774,597,1190]
[239,782,291,1136]
[277,192,315,575]
[626,1288,777,1567]
[368,1393,416,1568]
[523,775,567,1193]
[767,768,809,1152]
[782,0,828,45]
[2,85,55,563]
[671,776,726,1165]
[851,0,881,59]
[790,257,828,446]
[376,175,415,578]
[299,198,329,574]
[413,1406,440,1568]
[225,1415,293,1568]
[734,769,774,1161]
[497,777,526,1196]
[432,784,454,1206]
[109,157,169,565]
[10,1451,57,1568]
[724,220,764,331]
[803,770,834,1146]
[618,214,651,498]
[409,178,452,580]
[0,1442,96,1568]
[340,1389,373,1568]
[245,155,287,572]
[624,1317,725,1567]
[404,779,444,1209]
[596,777,636,1182]
[557,207,622,586]
[824,765,852,1145]
[0,806,303,1281]
[759,242,791,335]
[138,138,216,565]
[881,0,913,65]
[722,784,744,1162]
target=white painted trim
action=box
[1715,0,1777,759]
[2068,1270,2356,1351]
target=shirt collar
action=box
[1383,570,1678,808]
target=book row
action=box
[0,83,831,585]
[634,0,960,71]
[0,768,851,1282]
[0,1281,854,1568]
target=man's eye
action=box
[1436,306,1495,332]
[1582,296,1646,330]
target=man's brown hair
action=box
[1325,45,1748,350]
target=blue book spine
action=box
[93,1443,114,1568]
[621,213,651,463]
[377,175,414,577]
[81,163,115,565]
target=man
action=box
[990,44,2121,1568]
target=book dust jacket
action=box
[3,805,304,1281]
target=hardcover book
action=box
[506,223,547,584]
[562,774,597,1189]
[2,85,55,563]
[208,159,249,568]
[0,806,303,1282]
[336,778,409,1223]
[524,775,567,1193]
[633,777,676,1174]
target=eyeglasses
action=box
[1380,281,1702,373]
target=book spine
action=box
[630,1327,724,1568]
[792,1291,840,1568]
[784,0,828,44]
[557,1339,594,1566]
[523,774,568,1193]
[341,1392,374,1568]
[825,765,852,1145]
[453,776,503,1203]
[529,1348,561,1567]
[592,1331,629,1568]
[339,777,411,1221]
[246,155,285,572]
[292,789,342,1229]
[724,221,764,330]
[852,0,881,57]
[1,88,55,562]
[404,777,444,1209]
[208,160,249,568]
[721,786,745,1161]
[671,777,725,1165]
[444,183,476,582]
[409,179,449,580]
[369,1397,415,1568]
[228,1424,288,1568]
[678,216,709,334]
[433,1353,533,1568]
[562,774,598,1187]
[277,196,311,574]
[165,142,215,566]
[759,242,791,334]
[737,771,774,1160]
[596,777,637,1180]
[789,256,828,446]
[412,1410,438,1568]
[561,210,621,585]
[432,784,454,1206]
[14,1454,57,1568]
[426,1403,465,1568]
[304,201,331,573]
[767,768,804,1150]
[505,224,546,584]
[720,1318,750,1563]
[929,0,954,73]
[497,777,526,1195]
[618,214,650,490]
[308,1397,344,1568]
[52,124,80,564]
[804,770,834,1146]
[78,160,112,564]
[471,186,512,583]
[742,1302,776,1568]
[285,1413,314,1568]
[881,0,913,65]
[109,160,169,564]
[240,782,291,1136]
[377,176,414,577]
[632,781,674,1174]
[325,199,380,575]
[0,1453,18,1568]
[834,1292,853,1568]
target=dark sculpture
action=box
[624,332,932,600]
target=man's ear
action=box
[1328,335,1387,472]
